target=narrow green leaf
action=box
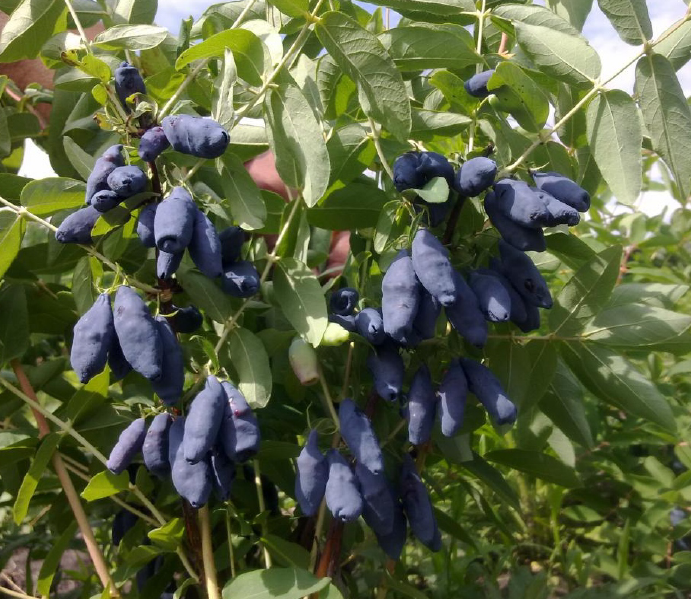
[175,29,264,86]
[326,123,376,190]
[72,256,97,315]
[582,304,691,348]
[656,20,691,71]
[608,282,689,309]
[148,518,185,551]
[549,245,622,336]
[635,53,691,200]
[63,137,96,181]
[13,433,61,524]
[364,0,474,13]
[213,49,236,131]
[0,209,24,279]
[586,90,642,206]
[36,521,78,596]
[0,0,66,62]
[264,76,331,207]
[485,448,581,488]
[273,258,328,347]
[540,360,594,448]
[80,470,130,501]
[218,153,267,230]
[0,173,31,202]
[546,0,594,31]
[487,61,550,133]
[227,327,272,409]
[597,0,652,45]
[513,21,601,87]
[316,11,411,141]
[410,108,471,140]
[462,453,521,510]
[379,24,479,71]
[20,177,86,216]
[175,269,234,323]
[0,107,9,157]
[0,284,29,365]
[94,24,168,50]
[561,341,676,432]
[307,178,388,230]
[222,568,331,599]
[112,0,157,25]
[267,0,307,18]
[494,4,584,36]
[262,534,311,569]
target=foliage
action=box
[1,0,691,598]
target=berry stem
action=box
[252,459,273,568]
[368,117,395,181]
[199,505,221,599]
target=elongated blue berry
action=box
[329,313,356,332]
[339,398,383,475]
[211,448,236,501]
[136,204,157,248]
[219,226,246,264]
[171,304,203,334]
[460,357,517,426]
[325,450,363,522]
[375,500,407,560]
[498,240,553,308]
[86,145,124,203]
[484,191,546,252]
[221,261,260,297]
[438,359,468,437]
[157,250,183,280]
[355,308,386,345]
[382,250,421,343]
[162,114,229,159]
[469,270,511,322]
[151,316,184,405]
[494,179,551,229]
[532,171,590,212]
[108,334,132,380]
[107,166,147,198]
[400,455,441,551]
[107,418,147,474]
[367,343,405,402]
[330,287,359,316]
[355,462,395,536]
[70,293,115,383]
[154,187,197,254]
[139,126,170,162]
[184,375,226,463]
[464,69,494,98]
[455,157,497,197]
[169,417,212,508]
[188,209,223,278]
[114,62,146,110]
[55,206,101,244]
[113,286,162,380]
[406,364,437,446]
[219,382,260,462]
[295,429,328,516]
[91,190,122,213]
[143,413,171,478]
[444,271,487,348]
[412,229,456,306]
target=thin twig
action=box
[0,575,37,599]
[368,117,395,181]
[199,506,220,599]
[253,460,273,568]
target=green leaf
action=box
[176,269,234,324]
[63,137,96,181]
[80,470,130,501]
[462,453,521,510]
[546,0,594,31]
[0,107,9,158]
[264,76,331,208]
[0,284,29,365]
[72,256,98,315]
[582,304,691,349]
[561,341,676,432]
[0,173,31,201]
[597,0,652,45]
[608,282,689,310]
[433,507,476,548]
[20,177,86,216]
[213,49,236,131]
[273,258,328,347]
[0,209,24,279]
[227,327,272,409]
[112,0,157,25]
[381,574,430,599]
[657,20,691,71]
[326,123,376,190]
[485,449,581,488]
[512,21,601,87]
[175,29,264,86]
[148,518,184,551]
[363,0,474,14]
[410,108,471,140]
[222,568,331,599]
[267,0,307,18]
[262,534,311,569]
[0,0,66,63]
[379,24,479,71]
[218,153,267,230]
[549,245,622,336]
[13,433,61,524]
[635,53,691,200]
[36,521,78,596]
[307,178,388,230]
[487,62,550,133]
[586,90,642,206]
[412,177,449,204]
[540,360,594,449]
[374,200,405,254]
[316,11,411,141]
[94,25,168,50]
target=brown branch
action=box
[498,32,509,56]
[11,360,120,597]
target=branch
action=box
[252,459,273,568]
[199,506,220,599]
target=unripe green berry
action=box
[289,337,319,386]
